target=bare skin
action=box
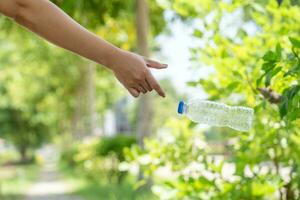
[0,0,167,98]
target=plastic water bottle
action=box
[177,99,254,132]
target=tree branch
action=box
[258,87,282,104]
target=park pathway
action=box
[23,146,83,200]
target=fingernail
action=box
[162,64,168,68]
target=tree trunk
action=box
[136,0,153,148]
[136,0,154,185]
[19,145,28,163]
[71,63,96,140]
[87,63,97,136]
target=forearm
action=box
[1,0,119,68]
[0,0,167,98]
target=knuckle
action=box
[143,68,149,74]
[129,82,136,87]
[134,73,144,82]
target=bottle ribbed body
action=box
[184,100,254,132]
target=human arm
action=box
[0,0,167,97]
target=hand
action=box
[109,50,167,98]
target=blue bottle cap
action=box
[178,101,185,114]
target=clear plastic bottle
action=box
[177,99,254,132]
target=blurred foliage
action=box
[51,0,166,51]
[0,0,167,160]
[0,27,82,160]
[60,136,136,184]
[152,78,181,131]
[1,0,299,199]
[97,135,137,161]
[125,0,300,199]
[62,166,157,200]
[0,164,39,199]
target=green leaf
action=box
[263,51,278,62]
[279,96,288,118]
[262,62,275,72]
[227,81,240,91]
[133,179,147,190]
[276,43,282,58]
[284,63,300,77]
[270,67,282,77]
[265,73,271,87]
[164,181,176,188]
[193,29,203,38]
[287,85,300,100]
[289,108,300,121]
[232,71,243,79]
[264,67,282,87]
[187,81,198,87]
[252,182,276,196]
[289,37,300,49]
[256,75,263,86]
[251,3,266,13]
[278,85,300,119]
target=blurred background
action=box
[0,0,300,200]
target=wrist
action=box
[103,47,124,71]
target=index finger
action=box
[146,72,165,98]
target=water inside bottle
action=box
[178,100,254,132]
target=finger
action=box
[133,84,147,94]
[141,79,152,91]
[137,85,147,94]
[145,58,168,69]
[145,79,153,92]
[146,72,165,98]
[128,87,140,98]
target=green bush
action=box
[60,135,137,184]
[97,135,137,161]
[60,145,79,167]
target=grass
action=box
[60,165,158,200]
[0,164,40,200]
